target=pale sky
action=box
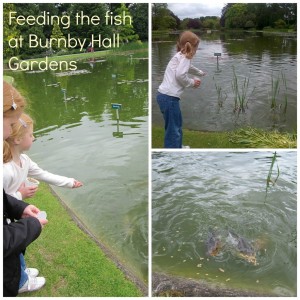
[167,2,225,19]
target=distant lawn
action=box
[152,126,296,149]
[4,41,148,67]
[21,183,143,297]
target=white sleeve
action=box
[175,57,194,88]
[27,158,74,188]
[3,164,23,200]
[189,64,206,77]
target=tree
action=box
[66,3,111,50]
[225,4,248,29]
[113,3,139,43]
[152,3,178,30]
[129,3,148,41]
[3,3,20,58]
[50,21,65,50]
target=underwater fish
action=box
[228,230,257,265]
[206,228,222,256]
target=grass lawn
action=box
[4,42,148,68]
[21,183,143,297]
[152,126,296,149]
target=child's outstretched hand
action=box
[73,180,83,188]
[19,183,38,199]
[194,78,201,88]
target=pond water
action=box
[152,151,296,296]
[152,31,297,132]
[6,54,148,284]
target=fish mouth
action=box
[207,243,222,256]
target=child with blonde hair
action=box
[157,31,206,148]
[3,112,83,294]
[3,113,83,200]
[3,81,48,296]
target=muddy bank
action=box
[152,272,274,297]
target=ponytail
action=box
[3,141,13,163]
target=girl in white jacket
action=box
[3,113,83,200]
[3,112,82,294]
[157,31,206,148]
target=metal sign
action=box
[111,103,122,109]
[214,53,221,56]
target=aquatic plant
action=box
[270,73,280,110]
[265,151,280,200]
[214,81,227,107]
[281,71,288,114]
[231,66,253,113]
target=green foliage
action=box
[129,3,148,41]
[3,3,20,57]
[50,21,65,50]
[221,3,297,30]
[114,3,139,43]
[4,3,146,59]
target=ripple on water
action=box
[152,152,296,296]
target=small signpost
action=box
[111,103,122,120]
[214,52,221,69]
[111,103,123,138]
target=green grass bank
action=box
[4,42,148,70]
[152,126,297,149]
[20,183,144,297]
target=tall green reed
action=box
[231,66,252,113]
[265,151,280,201]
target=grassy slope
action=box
[152,126,296,149]
[21,183,142,297]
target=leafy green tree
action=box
[152,3,177,30]
[3,3,20,58]
[67,3,111,50]
[113,3,139,43]
[129,3,148,41]
[50,21,65,50]
[225,4,248,28]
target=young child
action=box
[3,113,83,201]
[3,81,48,296]
[156,31,206,148]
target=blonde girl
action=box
[3,81,47,296]
[3,113,83,201]
[156,31,206,148]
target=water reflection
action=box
[152,151,296,296]
[6,55,148,283]
[152,31,296,132]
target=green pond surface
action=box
[152,151,296,296]
[5,54,148,284]
[152,31,297,132]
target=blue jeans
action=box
[157,92,182,148]
[19,254,28,289]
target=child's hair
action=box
[3,113,33,163]
[3,81,26,118]
[176,31,200,59]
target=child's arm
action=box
[176,56,195,88]
[27,155,82,188]
[189,64,207,77]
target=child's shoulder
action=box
[20,153,31,163]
